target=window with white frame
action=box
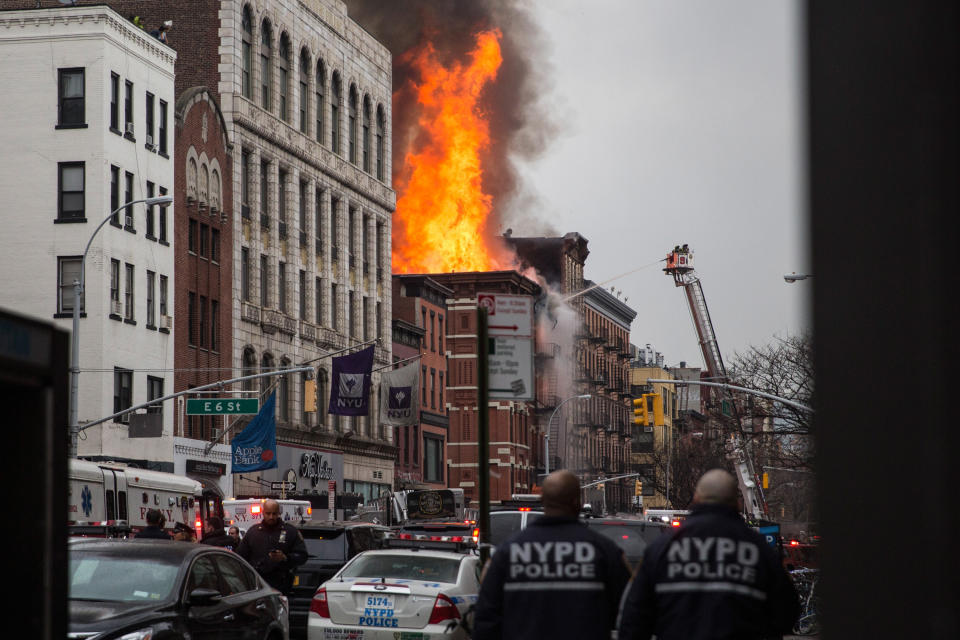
[57,256,83,314]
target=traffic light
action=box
[762,472,769,489]
[304,379,317,412]
[635,479,642,496]
[652,393,665,427]
[633,397,648,426]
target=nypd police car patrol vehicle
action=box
[307,535,480,639]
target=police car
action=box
[307,535,481,639]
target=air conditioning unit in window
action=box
[145,134,154,147]
[125,122,135,135]
[111,299,123,316]
[212,427,222,441]
[159,315,172,329]
[124,214,134,228]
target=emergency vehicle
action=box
[68,459,204,536]
[222,498,313,529]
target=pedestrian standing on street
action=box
[228,525,242,547]
[135,509,171,540]
[617,469,800,640]
[236,499,308,594]
[201,516,236,549]
[472,470,632,640]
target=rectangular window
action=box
[58,68,85,126]
[57,256,83,314]
[114,368,133,422]
[422,366,427,404]
[331,284,338,330]
[199,296,207,347]
[278,169,288,227]
[260,255,269,307]
[431,368,436,409]
[278,262,287,312]
[110,73,119,131]
[124,80,134,134]
[299,270,307,319]
[145,182,155,238]
[199,223,209,258]
[110,259,120,307]
[58,162,85,220]
[211,299,219,351]
[315,277,323,325]
[241,248,251,301]
[145,92,155,144]
[158,187,168,242]
[188,219,197,253]
[124,172,134,229]
[124,263,134,321]
[158,100,168,154]
[260,160,269,224]
[159,275,168,318]
[146,270,156,327]
[349,291,355,337]
[300,78,308,133]
[241,150,251,214]
[147,376,164,416]
[424,437,444,483]
[188,292,197,345]
[211,228,220,263]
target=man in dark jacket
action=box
[236,499,308,594]
[618,469,800,640]
[473,470,632,640]
[135,509,171,540]
[201,516,236,549]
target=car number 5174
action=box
[366,595,394,609]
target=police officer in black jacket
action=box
[236,499,308,594]
[473,470,632,640]
[135,509,172,540]
[200,516,236,549]
[618,469,800,640]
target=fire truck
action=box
[222,498,313,530]
[68,459,204,537]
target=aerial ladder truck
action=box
[664,245,767,521]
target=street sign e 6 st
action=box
[186,398,259,415]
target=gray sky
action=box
[508,0,810,367]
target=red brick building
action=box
[425,271,541,507]
[391,275,453,490]
[174,88,233,440]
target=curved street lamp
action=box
[784,272,813,283]
[545,393,591,476]
[69,195,174,457]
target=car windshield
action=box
[341,554,461,583]
[301,529,347,560]
[70,552,180,602]
[490,514,522,545]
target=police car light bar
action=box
[382,533,476,552]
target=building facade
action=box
[629,365,679,509]
[0,5,177,468]
[391,275,453,490]
[427,271,541,506]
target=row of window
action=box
[187,292,221,352]
[420,365,445,412]
[239,6,387,181]
[396,427,445,484]
[187,218,221,263]
[114,368,165,421]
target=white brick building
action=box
[0,6,177,468]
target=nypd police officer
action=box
[236,499,307,594]
[617,469,799,640]
[473,470,631,640]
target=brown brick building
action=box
[425,271,541,507]
[174,87,233,441]
[391,275,453,490]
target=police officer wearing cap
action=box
[617,469,800,640]
[236,499,307,594]
[473,470,632,640]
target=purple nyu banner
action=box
[328,345,374,416]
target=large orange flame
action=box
[392,29,509,274]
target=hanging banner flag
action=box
[379,361,420,426]
[231,392,278,473]
[328,345,375,416]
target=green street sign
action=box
[186,398,259,415]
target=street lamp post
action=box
[783,272,813,283]
[544,394,590,476]
[69,195,174,458]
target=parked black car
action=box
[69,538,288,640]
[288,521,389,638]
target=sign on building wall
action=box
[257,444,345,496]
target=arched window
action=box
[187,157,198,201]
[210,168,221,211]
[299,49,310,134]
[278,33,291,122]
[348,85,358,164]
[199,163,209,206]
[241,6,252,99]
[261,352,275,396]
[315,60,326,145]
[260,21,272,110]
[362,96,371,173]
[331,73,341,154]
[376,105,386,181]
[242,347,257,391]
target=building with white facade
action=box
[0,5,177,469]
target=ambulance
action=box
[222,498,313,531]
[68,459,204,536]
